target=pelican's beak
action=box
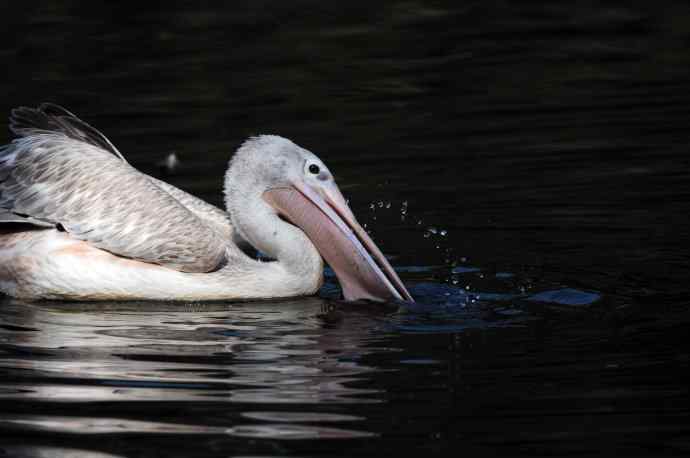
[263,180,414,302]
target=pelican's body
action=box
[0,104,412,302]
[0,228,321,300]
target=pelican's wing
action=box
[145,176,252,251]
[9,103,128,162]
[146,175,234,241]
[0,105,228,273]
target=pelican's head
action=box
[224,135,413,302]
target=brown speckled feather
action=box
[0,105,229,273]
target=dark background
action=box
[0,1,689,457]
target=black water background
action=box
[0,1,689,457]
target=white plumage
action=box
[0,104,411,302]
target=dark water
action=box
[1,2,689,457]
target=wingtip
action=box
[6,103,127,163]
[38,102,78,118]
[9,105,40,136]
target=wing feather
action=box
[146,175,234,241]
[10,103,127,162]
[0,106,228,273]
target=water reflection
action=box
[0,446,126,458]
[0,278,678,457]
[0,297,388,439]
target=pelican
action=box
[0,103,413,302]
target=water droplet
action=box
[440,229,447,236]
[377,201,384,208]
[423,232,431,239]
[460,257,467,263]
[428,227,438,235]
[369,203,375,210]
[385,202,391,209]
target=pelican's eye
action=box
[308,164,320,175]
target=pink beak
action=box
[263,180,413,302]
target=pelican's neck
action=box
[225,187,323,286]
